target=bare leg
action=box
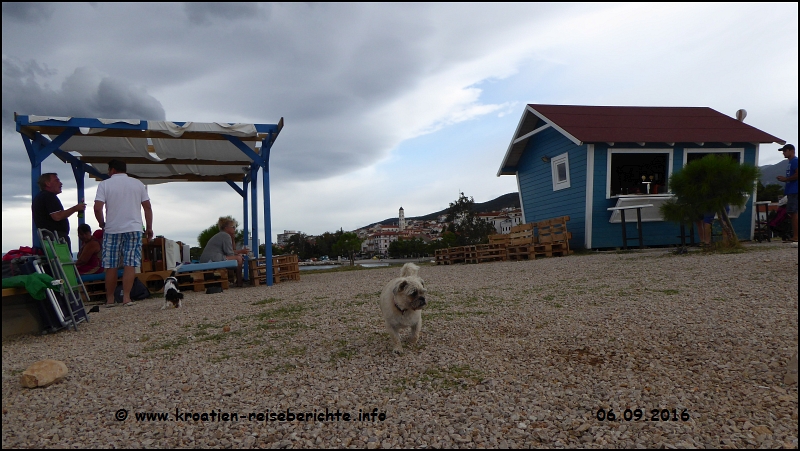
[695,221,705,244]
[104,268,117,305]
[792,212,798,242]
[121,266,135,304]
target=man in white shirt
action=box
[94,159,153,307]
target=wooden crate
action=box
[488,234,509,246]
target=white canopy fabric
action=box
[30,116,277,183]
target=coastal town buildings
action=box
[278,205,523,257]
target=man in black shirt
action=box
[32,173,86,253]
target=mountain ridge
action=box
[361,192,520,229]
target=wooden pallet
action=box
[534,216,573,257]
[488,234,509,246]
[249,254,301,286]
[82,270,175,302]
[434,246,465,265]
[505,223,536,260]
[464,243,506,264]
[177,269,230,292]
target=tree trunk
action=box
[718,207,739,247]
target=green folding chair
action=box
[37,229,89,331]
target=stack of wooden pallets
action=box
[249,254,301,286]
[435,216,573,264]
[532,216,573,257]
[506,223,537,261]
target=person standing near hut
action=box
[94,160,154,306]
[776,144,798,246]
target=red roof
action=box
[529,104,783,144]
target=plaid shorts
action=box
[102,231,142,268]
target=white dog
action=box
[162,276,184,309]
[379,263,427,354]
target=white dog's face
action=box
[390,277,427,313]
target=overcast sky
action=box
[2,2,798,252]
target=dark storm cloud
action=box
[1,2,54,24]
[2,57,165,128]
[2,56,165,202]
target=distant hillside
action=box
[363,192,520,229]
[760,161,789,187]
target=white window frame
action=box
[551,152,571,191]
[606,148,674,199]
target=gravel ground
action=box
[2,243,797,449]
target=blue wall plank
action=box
[517,128,587,249]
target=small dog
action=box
[379,263,427,354]
[162,275,184,309]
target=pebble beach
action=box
[2,244,798,448]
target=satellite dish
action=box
[735,109,747,122]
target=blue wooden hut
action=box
[497,105,785,249]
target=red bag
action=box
[2,246,40,261]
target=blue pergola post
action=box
[261,134,273,286]
[242,175,250,281]
[249,165,259,261]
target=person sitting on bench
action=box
[199,216,249,287]
[75,224,102,275]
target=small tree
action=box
[660,154,760,247]
[446,192,496,245]
[197,217,244,249]
[332,232,362,266]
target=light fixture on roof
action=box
[541,156,550,163]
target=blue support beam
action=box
[242,175,250,280]
[261,134,273,286]
[250,165,259,261]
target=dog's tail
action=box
[400,262,419,277]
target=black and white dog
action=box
[162,275,184,309]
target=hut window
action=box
[551,152,570,191]
[685,149,743,166]
[609,151,671,197]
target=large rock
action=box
[20,359,68,388]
